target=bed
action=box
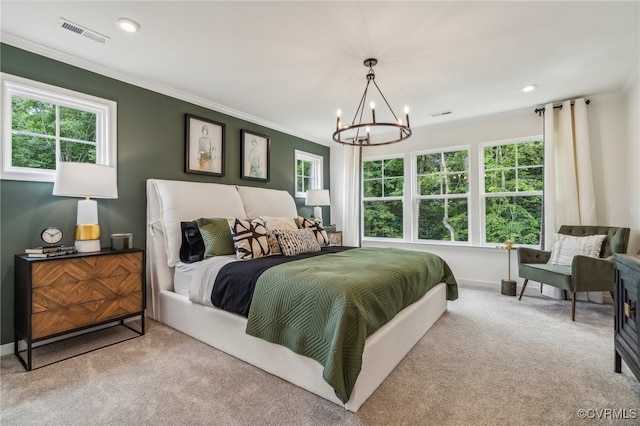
[146,178,458,412]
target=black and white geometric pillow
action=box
[298,217,330,246]
[226,217,271,260]
[271,228,321,256]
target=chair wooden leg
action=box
[572,292,576,321]
[519,279,528,300]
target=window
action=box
[1,73,117,182]
[295,150,323,197]
[414,148,469,242]
[481,138,544,245]
[362,156,404,238]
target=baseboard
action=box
[457,279,614,304]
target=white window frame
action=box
[362,154,405,241]
[479,136,544,247]
[412,146,470,244]
[1,73,117,182]
[294,150,323,198]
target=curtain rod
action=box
[534,99,590,116]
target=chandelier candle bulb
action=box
[404,106,410,128]
[336,109,341,131]
[370,102,376,123]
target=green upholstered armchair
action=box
[517,225,630,321]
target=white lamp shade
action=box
[53,162,118,199]
[305,189,330,206]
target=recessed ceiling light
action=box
[117,18,140,33]
[522,84,537,93]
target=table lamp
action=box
[53,162,118,252]
[305,189,330,224]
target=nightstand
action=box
[327,231,342,246]
[14,248,145,371]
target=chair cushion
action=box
[519,263,572,291]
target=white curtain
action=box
[542,98,601,301]
[342,145,361,246]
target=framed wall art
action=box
[240,129,270,182]
[185,114,225,176]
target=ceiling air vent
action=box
[430,111,452,117]
[57,18,109,45]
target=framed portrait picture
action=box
[185,114,225,176]
[241,129,270,182]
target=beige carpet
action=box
[2,286,639,425]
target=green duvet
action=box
[245,247,458,403]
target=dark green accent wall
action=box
[0,44,330,345]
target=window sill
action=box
[362,238,539,251]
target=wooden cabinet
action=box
[614,254,640,382]
[14,248,145,370]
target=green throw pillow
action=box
[195,217,235,257]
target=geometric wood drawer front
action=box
[32,292,143,339]
[32,273,143,313]
[31,252,143,287]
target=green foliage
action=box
[418,198,469,241]
[363,158,404,237]
[10,95,97,169]
[363,141,544,245]
[364,200,403,238]
[485,196,542,245]
[483,140,543,244]
[415,149,469,241]
[297,159,312,193]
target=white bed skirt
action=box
[157,283,447,412]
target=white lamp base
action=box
[313,206,323,224]
[75,239,101,253]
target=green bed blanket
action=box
[245,247,458,403]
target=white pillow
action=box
[548,234,607,266]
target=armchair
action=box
[517,225,630,320]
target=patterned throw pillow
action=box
[298,217,329,246]
[226,217,271,260]
[548,234,607,266]
[259,216,299,255]
[271,228,321,256]
[194,218,235,258]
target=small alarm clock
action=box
[41,227,63,245]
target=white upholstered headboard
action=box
[145,178,298,318]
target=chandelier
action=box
[332,58,412,146]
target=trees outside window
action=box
[2,74,116,182]
[362,156,404,238]
[482,139,544,245]
[414,148,469,242]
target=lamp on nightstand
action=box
[306,189,330,224]
[53,162,118,252]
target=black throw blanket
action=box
[211,246,353,316]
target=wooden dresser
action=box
[614,254,640,382]
[14,248,145,370]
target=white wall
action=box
[626,74,640,254]
[330,93,637,291]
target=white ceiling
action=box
[1,1,639,146]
